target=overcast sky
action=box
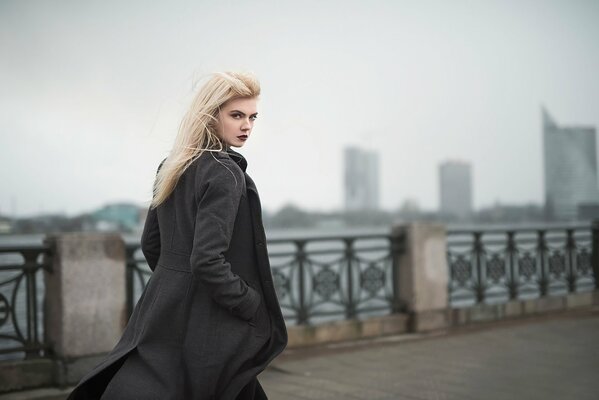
[1,0,598,217]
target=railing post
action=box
[473,232,486,303]
[344,238,356,319]
[565,229,577,293]
[537,230,549,297]
[390,230,404,314]
[21,250,41,359]
[295,240,308,324]
[505,231,518,300]
[592,220,599,289]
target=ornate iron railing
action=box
[267,233,404,325]
[125,222,599,321]
[447,223,596,306]
[0,243,51,359]
[1,222,595,357]
[124,232,405,325]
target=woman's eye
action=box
[232,114,241,119]
[250,115,257,121]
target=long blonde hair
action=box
[150,71,260,209]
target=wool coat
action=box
[67,148,288,400]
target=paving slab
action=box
[1,309,598,399]
[260,309,599,400]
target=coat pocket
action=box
[245,281,269,337]
[245,280,261,323]
[247,297,263,328]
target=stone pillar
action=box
[43,233,127,384]
[392,222,450,332]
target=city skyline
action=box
[1,0,599,217]
[2,104,597,219]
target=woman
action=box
[67,71,288,399]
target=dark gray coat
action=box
[68,148,288,400]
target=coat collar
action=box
[222,147,259,196]
[224,147,248,173]
[225,147,262,198]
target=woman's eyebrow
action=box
[230,110,258,116]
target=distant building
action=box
[344,146,380,211]
[90,202,143,232]
[439,160,473,220]
[542,107,599,220]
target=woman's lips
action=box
[237,135,248,141]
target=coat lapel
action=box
[244,172,259,196]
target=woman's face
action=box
[216,97,258,148]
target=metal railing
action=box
[267,232,404,325]
[124,232,406,325]
[0,243,51,359]
[2,221,598,358]
[0,221,596,359]
[447,223,596,306]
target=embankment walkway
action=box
[1,308,597,399]
[260,308,599,400]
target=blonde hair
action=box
[150,71,260,209]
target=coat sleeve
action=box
[140,159,166,272]
[189,157,261,322]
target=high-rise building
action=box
[542,107,599,220]
[344,146,379,211]
[439,160,473,220]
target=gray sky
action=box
[1,0,598,217]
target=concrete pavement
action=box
[260,308,599,400]
[0,308,597,400]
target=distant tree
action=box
[343,209,392,226]
[270,203,315,228]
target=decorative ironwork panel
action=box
[487,253,506,283]
[548,250,566,278]
[313,267,340,301]
[518,252,536,281]
[447,223,595,307]
[272,269,290,299]
[361,263,385,297]
[577,248,591,276]
[268,234,400,325]
[0,245,50,360]
[353,253,394,313]
[451,253,472,286]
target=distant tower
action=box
[344,146,379,211]
[439,160,473,220]
[542,107,599,220]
